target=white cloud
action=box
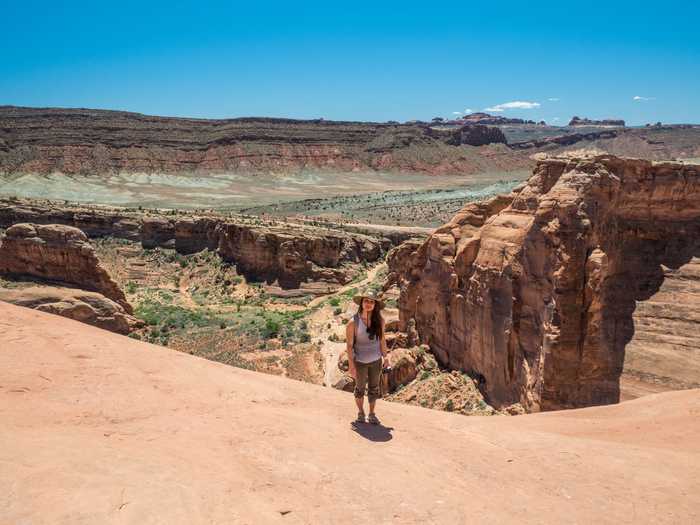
[484,101,541,112]
[633,95,655,101]
[464,108,473,114]
[551,117,560,121]
[548,98,560,102]
[452,111,463,115]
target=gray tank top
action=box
[353,314,382,364]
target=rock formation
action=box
[0,199,384,288]
[426,124,507,146]
[389,155,700,411]
[460,112,538,125]
[508,129,622,150]
[0,223,132,312]
[0,106,529,176]
[0,285,140,334]
[569,116,625,127]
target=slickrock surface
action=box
[0,198,383,287]
[0,285,139,334]
[0,106,519,175]
[0,223,131,311]
[1,302,699,524]
[390,155,700,411]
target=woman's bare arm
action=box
[380,317,389,361]
[346,320,356,378]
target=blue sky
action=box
[2,1,698,125]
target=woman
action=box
[346,291,389,425]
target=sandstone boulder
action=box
[0,223,132,312]
[0,286,140,335]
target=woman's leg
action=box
[354,361,368,413]
[367,359,382,415]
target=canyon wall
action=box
[0,199,384,288]
[389,155,700,411]
[0,106,518,176]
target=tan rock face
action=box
[0,223,132,313]
[0,286,140,334]
[391,155,700,411]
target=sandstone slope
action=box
[1,302,699,524]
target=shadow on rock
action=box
[350,422,394,442]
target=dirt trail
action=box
[177,274,198,309]
[2,301,699,524]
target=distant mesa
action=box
[458,112,541,126]
[0,106,528,176]
[569,116,625,127]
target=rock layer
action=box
[0,223,131,312]
[0,106,519,176]
[0,199,384,287]
[390,155,700,411]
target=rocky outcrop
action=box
[0,223,132,312]
[0,285,140,334]
[459,113,538,125]
[0,199,384,287]
[427,125,507,146]
[216,223,380,287]
[0,106,531,176]
[569,116,625,127]
[508,129,622,150]
[390,155,700,411]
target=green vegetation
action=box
[136,299,222,330]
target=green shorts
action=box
[354,358,382,402]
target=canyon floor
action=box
[2,302,698,524]
[0,169,527,219]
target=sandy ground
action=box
[1,301,699,525]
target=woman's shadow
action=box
[350,421,394,442]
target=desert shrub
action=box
[328,297,341,307]
[262,318,281,338]
[333,307,343,316]
[445,399,455,412]
[135,299,221,330]
[125,281,137,294]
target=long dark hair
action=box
[357,302,383,340]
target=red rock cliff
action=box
[389,155,700,411]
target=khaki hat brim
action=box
[353,295,384,309]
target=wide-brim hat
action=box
[352,290,384,309]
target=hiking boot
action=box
[367,413,380,425]
[356,411,366,423]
